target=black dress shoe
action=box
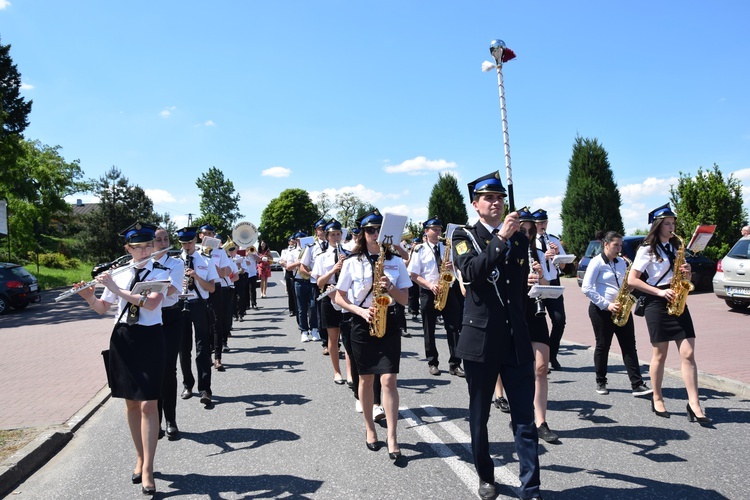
[651,398,670,418]
[449,366,465,377]
[180,388,193,400]
[428,365,440,376]
[158,428,165,440]
[366,441,380,451]
[388,450,403,460]
[494,397,510,413]
[686,403,712,424]
[478,480,496,500]
[200,390,212,405]
[166,421,180,440]
[550,359,562,370]
[131,473,142,484]
[142,485,156,496]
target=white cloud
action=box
[160,106,176,118]
[262,166,291,178]
[383,156,458,175]
[0,0,10,9]
[144,189,176,204]
[20,82,33,90]
[620,176,677,204]
[204,120,216,127]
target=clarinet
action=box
[529,242,546,317]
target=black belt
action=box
[162,303,181,311]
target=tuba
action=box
[232,221,258,248]
[434,238,455,311]
[369,236,394,338]
[667,232,694,316]
[611,255,636,326]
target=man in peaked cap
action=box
[451,172,542,500]
[532,208,568,372]
[300,218,330,351]
[199,224,233,371]
[407,216,464,377]
[177,226,218,407]
[279,234,300,318]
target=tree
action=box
[3,140,86,259]
[314,192,333,220]
[427,173,468,226]
[335,192,368,228]
[194,166,243,238]
[76,167,162,262]
[259,188,317,250]
[561,136,624,259]
[670,164,746,261]
[0,38,33,197]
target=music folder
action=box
[528,285,564,299]
[131,280,171,296]
[552,255,576,267]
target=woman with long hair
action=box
[334,209,412,461]
[76,222,169,495]
[256,240,272,298]
[628,204,710,423]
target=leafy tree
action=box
[2,140,86,259]
[561,136,624,258]
[0,38,33,198]
[670,164,747,261]
[195,166,243,237]
[335,192,368,228]
[314,192,333,220]
[427,173,468,226]
[259,188,317,250]
[76,167,162,262]
[404,219,423,240]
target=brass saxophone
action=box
[611,255,636,326]
[369,236,394,338]
[667,232,694,316]
[434,239,455,311]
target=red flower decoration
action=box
[501,48,517,63]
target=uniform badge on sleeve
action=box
[455,240,469,255]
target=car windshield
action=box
[728,239,750,259]
[9,266,33,279]
[584,241,602,258]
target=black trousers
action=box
[543,285,566,364]
[464,358,540,498]
[408,281,420,316]
[248,275,258,307]
[419,286,462,369]
[588,303,644,388]
[312,284,328,345]
[179,299,212,393]
[159,306,183,425]
[235,274,248,317]
[284,271,297,316]
[223,286,235,340]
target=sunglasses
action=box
[363,226,380,235]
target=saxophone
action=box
[667,232,694,316]
[434,239,455,311]
[369,236,394,338]
[611,255,636,326]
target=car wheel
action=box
[725,299,750,310]
[0,296,8,315]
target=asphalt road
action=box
[3,276,749,499]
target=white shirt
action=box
[406,241,444,286]
[301,240,327,283]
[537,233,567,281]
[101,261,170,326]
[182,250,219,300]
[209,248,233,286]
[153,253,185,308]
[336,253,411,308]
[632,243,673,286]
[582,253,628,310]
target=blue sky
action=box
[3,1,749,240]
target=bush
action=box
[33,252,81,269]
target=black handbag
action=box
[633,296,646,317]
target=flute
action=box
[55,250,163,302]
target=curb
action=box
[0,386,110,498]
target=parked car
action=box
[270,251,282,271]
[576,235,715,291]
[0,262,41,314]
[712,235,750,310]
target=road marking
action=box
[399,405,521,498]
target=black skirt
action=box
[108,323,166,400]
[350,308,401,375]
[643,294,696,344]
[320,296,343,329]
[526,297,550,345]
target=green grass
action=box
[24,261,95,290]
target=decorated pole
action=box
[482,39,517,211]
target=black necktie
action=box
[186,255,197,291]
[433,244,442,267]
[539,236,551,271]
[126,268,144,325]
[322,241,329,252]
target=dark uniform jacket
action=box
[452,222,533,366]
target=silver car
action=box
[713,236,750,310]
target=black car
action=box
[0,262,41,314]
[576,236,715,291]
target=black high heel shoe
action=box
[131,473,142,484]
[686,403,712,424]
[651,398,670,418]
[386,439,402,460]
[141,485,156,496]
[366,432,380,451]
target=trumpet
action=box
[248,246,256,254]
[55,249,163,302]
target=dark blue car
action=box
[0,262,41,314]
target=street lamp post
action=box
[482,39,517,211]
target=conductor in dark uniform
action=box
[452,171,542,500]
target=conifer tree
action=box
[427,173,468,227]
[560,136,624,258]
